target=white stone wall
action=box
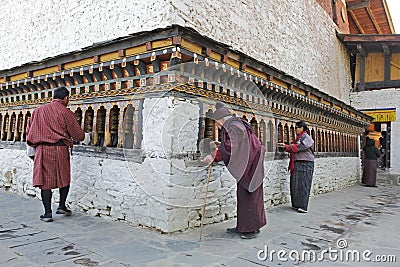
[350,89,400,173]
[170,0,352,103]
[1,0,351,103]
[0,146,361,232]
[0,97,362,232]
[142,97,199,156]
[0,0,174,70]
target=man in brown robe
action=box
[203,102,266,239]
[26,87,85,222]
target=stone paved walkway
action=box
[1,175,399,266]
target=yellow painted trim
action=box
[334,104,342,110]
[101,52,120,62]
[291,86,305,96]
[126,45,147,56]
[181,38,203,55]
[246,67,267,79]
[225,58,240,69]
[309,94,319,101]
[209,51,221,61]
[10,73,28,82]
[271,79,287,89]
[152,39,173,49]
[33,66,59,77]
[64,58,94,69]
[322,99,331,106]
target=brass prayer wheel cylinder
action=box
[18,117,23,133]
[84,110,94,132]
[97,109,106,134]
[75,111,82,126]
[110,107,119,134]
[204,118,214,140]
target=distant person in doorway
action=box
[362,137,380,187]
[378,135,386,169]
[202,102,266,239]
[278,121,314,213]
[26,87,85,222]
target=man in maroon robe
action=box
[26,87,85,222]
[203,102,266,239]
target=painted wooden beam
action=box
[365,79,400,89]
[366,7,382,34]
[357,44,367,56]
[348,10,365,34]
[383,45,391,83]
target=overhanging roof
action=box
[346,0,395,34]
[338,33,400,53]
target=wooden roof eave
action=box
[382,0,396,34]
[346,0,395,34]
[338,33,400,53]
[0,25,371,123]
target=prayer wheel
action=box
[3,116,9,141]
[123,105,134,149]
[17,115,23,141]
[96,108,106,146]
[9,114,16,141]
[278,124,283,144]
[23,113,31,141]
[84,109,94,133]
[75,109,82,127]
[259,121,265,145]
[204,117,214,140]
[109,106,119,147]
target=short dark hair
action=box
[296,121,309,133]
[53,87,69,100]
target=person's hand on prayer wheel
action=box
[202,154,214,164]
[210,141,221,147]
[277,143,286,152]
[277,143,286,148]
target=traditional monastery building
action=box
[342,0,400,173]
[0,0,383,232]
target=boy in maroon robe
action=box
[203,102,266,239]
[26,87,85,222]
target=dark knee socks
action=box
[59,185,70,209]
[41,189,52,214]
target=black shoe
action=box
[297,208,308,213]
[227,227,239,233]
[56,207,72,216]
[40,213,53,222]
[292,207,299,211]
[240,230,260,239]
